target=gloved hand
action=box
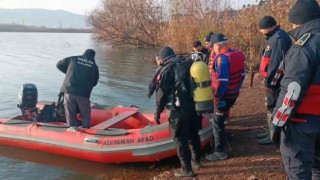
[154,111,161,125]
[271,124,282,146]
[214,97,226,113]
[217,101,226,109]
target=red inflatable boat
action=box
[0,104,213,163]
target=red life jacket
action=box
[208,51,215,75]
[259,52,271,78]
[295,64,320,116]
[296,85,320,115]
[211,50,246,94]
[259,46,271,78]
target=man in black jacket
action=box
[152,46,201,177]
[204,32,214,49]
[272,0,320,179]
[257,16,292,145]
[57,49,99,129]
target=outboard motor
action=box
[18,83,38,121]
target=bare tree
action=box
[87,0,315,68]
[88,0,165,47]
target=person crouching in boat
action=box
[56,49,99,129]
[149,46,201,177]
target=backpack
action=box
[39,102,56,122]
[55,92,66,122]
[166,54,214,113]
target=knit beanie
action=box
[259,16,277,29]
[289,0,320,24]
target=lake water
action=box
[0,32,165,179]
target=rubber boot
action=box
[267,111,275,141]
[256,131,269,139]
[258,111,273,145]
[258,134,273,145]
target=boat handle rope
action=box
[35,122,69,128]
[78,128,129,136]
[0,120,33,125]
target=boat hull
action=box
[0,107,213,163]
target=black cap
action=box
[288,0,320,25]
[158,46,175,61]
[210,33,228,45]
[204,32,214,42]
[259,16,277,29]
[192,40,202,48]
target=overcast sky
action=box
[0,0,102,15]
[232,0,258,8]
[0,0,258,15]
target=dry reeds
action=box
[89,0,320,70]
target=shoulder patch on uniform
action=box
[265,45,271,51]
[295,33,311,46]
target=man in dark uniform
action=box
[57,49,99,129]
[272,0,320,179]
[257,16,292,145]
[192,40,210,64]
[152,46,201,177]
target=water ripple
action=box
[0,32,159,179]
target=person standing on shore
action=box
[206,34,246,161]
[257,16,292,145]
[271,0,320,179]
[151,46,201,177]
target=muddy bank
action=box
[1,75,286,180]
[152,75,287,180]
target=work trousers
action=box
[64,93,91,128]
[212,93,238,152]
[280,116,320,180]
[169,109,201,171]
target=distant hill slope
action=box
[0,8,90,29]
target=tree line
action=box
[0,23,91,33]
[88,0,319,69]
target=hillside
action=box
[0,8,90,29]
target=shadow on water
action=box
[0,145,181,179]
